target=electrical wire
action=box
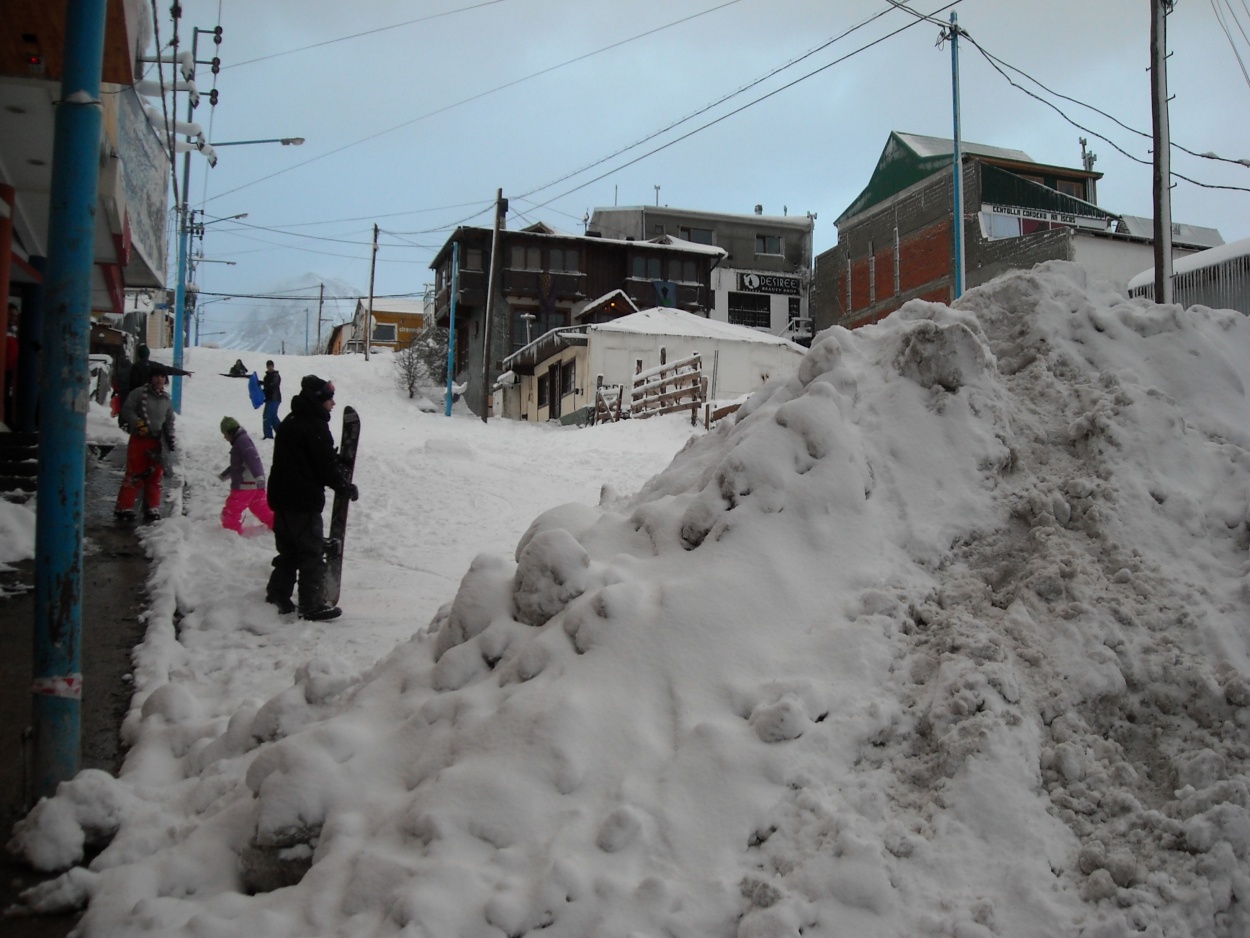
[964,35,1250,195]
[521,0,964,212]
[969,36,1250,168]
[1210,0,1250,90]
[502,2,899,207]
[225,0,517,70]
[201,0,745,206]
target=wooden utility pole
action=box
[480,189,506,423]
[365,223,378,361]
[315,282,325,354]
[1150,0,1174,304]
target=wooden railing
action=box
[592,379,624,424]
[630,350,706,425]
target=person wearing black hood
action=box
[265,374,358,620]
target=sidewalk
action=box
[0,447,151,933]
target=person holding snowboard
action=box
[218,416,275,533]
[115,365,175,521]
[265,375,358,620]
[261,359,282,440]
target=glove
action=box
[218,468,230,481]
[341,483,359,502]
[134,419,150,437]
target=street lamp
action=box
[210,137,305,147]
[171,137,302,413]
[194,295,232,345]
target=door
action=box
[547,362,561,419]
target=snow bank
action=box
[8,263,1250,937]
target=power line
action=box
[508,2,899,206]
[522,0,964,212]
[964,35,1250,194]
[202,0,745,206]
[225,0,517,69]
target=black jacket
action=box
[267,394,350,512]
[262,369,282,403]
[127,358,152,394]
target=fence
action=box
[630,349,707,425]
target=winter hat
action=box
[220,416,240,435]
[137,344,150,359]
[300,374,335,402]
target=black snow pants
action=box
[267,510,327,611]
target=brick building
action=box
[812,132,1220,331]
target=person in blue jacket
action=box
[261,360,282,439]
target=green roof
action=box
[837,131,1037,224]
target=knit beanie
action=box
[300,375,335,402]
[137,344,150,360]
[220,416,240,435]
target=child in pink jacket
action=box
[219,417,275,533]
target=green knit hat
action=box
[220,416,240,435]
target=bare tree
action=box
[393,324,449,398]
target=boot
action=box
[300,605,342,622]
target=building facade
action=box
[589,206,815,343]
[812,132,1220,332]
[429,221,725,417]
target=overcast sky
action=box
[158,0,1250,330]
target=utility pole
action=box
[480,189,506,423]
[1080,137,1098,204]
[365,224,378,361]
[445,242,459,417]
[1150,0,1174,304]
[944,12,966,300]
[315,282,324,354]
[33,0,109,800]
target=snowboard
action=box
[247,372,265,408]
[322,405,360,608]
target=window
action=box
[561,359,575,396]
[631,255,663,279]
[510,307,567,352]
[510,245,541,269]
[372,322,397,343]
[1056,179,1085,199]
[537,373,549,408]
[465,248,483,270]
[728,291,771,329]
[549,248,579,272]
[654,224,665,236]
[788,297,802,321]
[680,226,715,245]
[755,234,782,255]
[670,258,696,282]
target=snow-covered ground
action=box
[6,262,1250,937]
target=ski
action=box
[321,405,360,608]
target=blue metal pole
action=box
[33,0,109,800]
[445,241,459,417]
[949,12,965,300]
[172,208,190,411]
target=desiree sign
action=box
[738,272,800,295]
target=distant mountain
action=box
[197,274,362,353]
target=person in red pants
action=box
[218,416,275,533]
[115,366,176,522]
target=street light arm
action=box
[209,137,305,147]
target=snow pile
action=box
[8,263,1250,936]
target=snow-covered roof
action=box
[1127,233,1250,290]
[359,297,427,317]
[896,131,1033,163]
[1115,215,1224,250]
[647,234,728,258]
[591,307,803,348]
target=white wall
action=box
[1071,236,1201,293]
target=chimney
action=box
[754,204,763,215]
